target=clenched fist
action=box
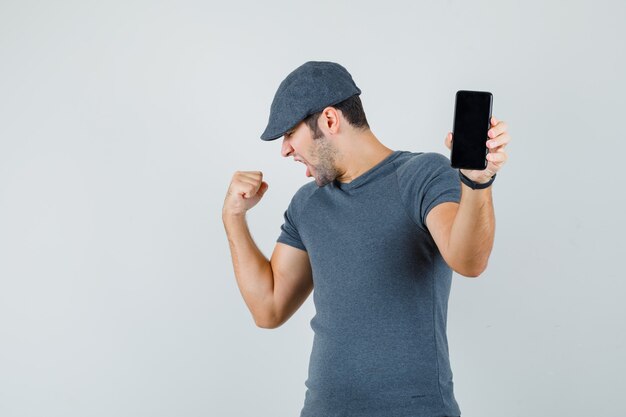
[222,171,269,217]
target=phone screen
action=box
[450,90,493,170]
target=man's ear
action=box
[320,107,341,135]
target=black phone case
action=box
[450,90,493,170]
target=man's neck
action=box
[335,131,394,184]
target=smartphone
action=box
[450,90,493,170]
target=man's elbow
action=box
[254,312,284,329]
[455,261,488,278]
[255,317,278,329]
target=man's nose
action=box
[281,137,293,157]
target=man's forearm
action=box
[447,183,495,276]
[222,213,276,326]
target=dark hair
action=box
[303,94,370,139]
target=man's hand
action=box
[445,116,510,183]
[223,171,269,217]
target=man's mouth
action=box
[295,158,312,177]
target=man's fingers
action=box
[242,185,260,198]
[238,176,261,187]
[224,170,269,216]
[445,132,453,148]
[486,150,508,163]
[232,171,265,198]
[236,171,263,181]
[487,132,511,149]
[488,121,507,139]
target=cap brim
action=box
[260,130,282,141]
[260,118,303,141]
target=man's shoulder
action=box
[289,180,319,208]
[395,151,452,177]
[295,180,318,197]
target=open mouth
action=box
[295,159,312,177]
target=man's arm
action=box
[222,213,314,328]
[223,213,276,327]
[426,185,495,277]
[221,169,313,328]
[269,242,313,327]
[427,117,509,277]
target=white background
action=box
[1,1,624,416]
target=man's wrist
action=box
[222,209,247,222]
[459,170,496,189]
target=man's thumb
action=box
[257,181,269,198]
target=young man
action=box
[222,61,510,417]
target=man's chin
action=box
[313,176,333,188]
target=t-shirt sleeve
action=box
[397,152,461,233]
[277,194,307,251]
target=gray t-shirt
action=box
[277,150,463,417]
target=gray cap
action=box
[260,61,362,141]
